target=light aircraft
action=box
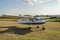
[18,16,46,30]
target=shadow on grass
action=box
[0,26,33,35]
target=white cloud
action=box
[16,0,57,5]
[57,0,60,2]
[14,0,60,15]
[32,0,38,3]
[39,3,60,15]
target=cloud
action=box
[57,0,60,2]
[37,3,60,15]
[16,0,57,5]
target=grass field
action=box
[0,21,60,40]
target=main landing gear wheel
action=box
[42,25,45,30]
[28,27,31,29]
[37,26,39,28]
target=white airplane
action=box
[18,16,46,30]
[18,16,45,24]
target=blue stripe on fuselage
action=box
[20,22,45,25]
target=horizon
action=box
[0,0,60,16]
[0,13,60,16]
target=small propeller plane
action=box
[18,16,46,30]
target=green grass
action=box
[0,18,17,21]
[0,19,60,40]
[0,30,60,40]
[47,19,60,22]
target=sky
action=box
[0,0,60,16]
